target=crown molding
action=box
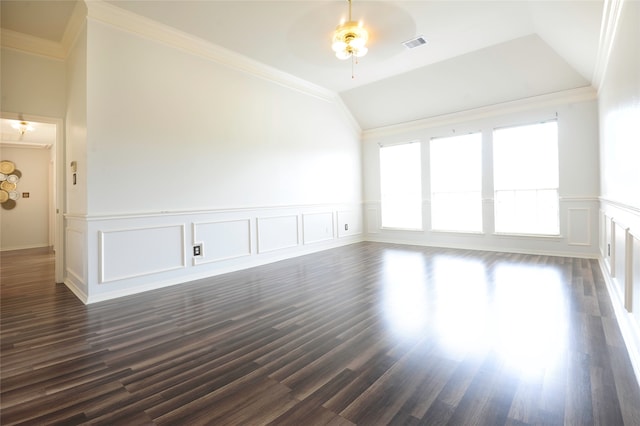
[0,28,65,60]
[592,0,626,91]
[61,0,88,54]
[362,86,598,141]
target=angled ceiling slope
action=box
[1,1,603,130]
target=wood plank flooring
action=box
[2,242,640,425]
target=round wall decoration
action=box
[0,160,15,174]
[0,160,22,209]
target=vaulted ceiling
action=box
[1,1,604,130]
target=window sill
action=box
[380,227,424,232]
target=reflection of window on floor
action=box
[379,142,422,230]
[430,132,482,232]
[493,121,559,235]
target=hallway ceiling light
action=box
[331,0,369,62]
[12,121,34,136]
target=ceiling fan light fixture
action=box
[332,1,368,61]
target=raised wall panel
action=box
[600,210,606,256]
[193,219,251,265]
[257,215,299,253]
[568,208,591,246]
[302,212,334,245]
[605,215,613,274]
[338,210,362,238]
[614,221,627,305]
[65,227,85,285]
[99,225,186,283]
[632,234,640,323]
[366,208,380,234]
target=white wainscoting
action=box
[257,215,299,253]
[192,219,251,265]
[614,221,629,304]
[64,221,87,300]
[632,233,640,325]
[568,208,591,246]
[64,203,362,304]
[599,199,640,386]
[302,212,334,245]
[99,225,186,284]
[338,210,362,238]
[363,198,599,257]
[366,208,379,234]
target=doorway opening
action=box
[0,115,64,283]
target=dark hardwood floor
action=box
[2,242,640,425]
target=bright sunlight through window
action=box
[380,142,422,230]
[493,121,559,235]
[430,133,482,232]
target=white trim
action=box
[593,0,626,91]
[64,202,363,221]
[0,28,66,60]
[191,218,252,265]
[598,257,640,389]
[85,236,363,304]
[256,215,300,254]
[98,224,187,284]
[363,87,597,140]
[567,207,592,246]
[560,196,600,202]
[302,212,335,245]
[0,243,50,252]
[61,1,87,55]
[63,279,88,304]
[492,232,563,240]
[600,197,640,216]
[364,235,598,259]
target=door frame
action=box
[1,111,65,283]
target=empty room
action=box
[1,0,639,424]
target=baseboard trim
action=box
[63,279,89,304]
[364,236,598,259]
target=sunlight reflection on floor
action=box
[381,250,430,339]
[493,263,567,377]
[380,249,568,378]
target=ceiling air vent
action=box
[402,36,427,49]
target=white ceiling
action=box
[0,118,56,148]
[0,0,604,130]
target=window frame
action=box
[492,120,560,236]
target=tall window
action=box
[380,142,422,229]
[430,133,482,232]
[493,121,559,235]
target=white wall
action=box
[362,91,600,257]
[599,1,640,210]
[0,48,66,118]
[597,0,640,380]
[0,147,51,250]
[85,20,360,214]
[63,15,363,303]
[65,26,88,216]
